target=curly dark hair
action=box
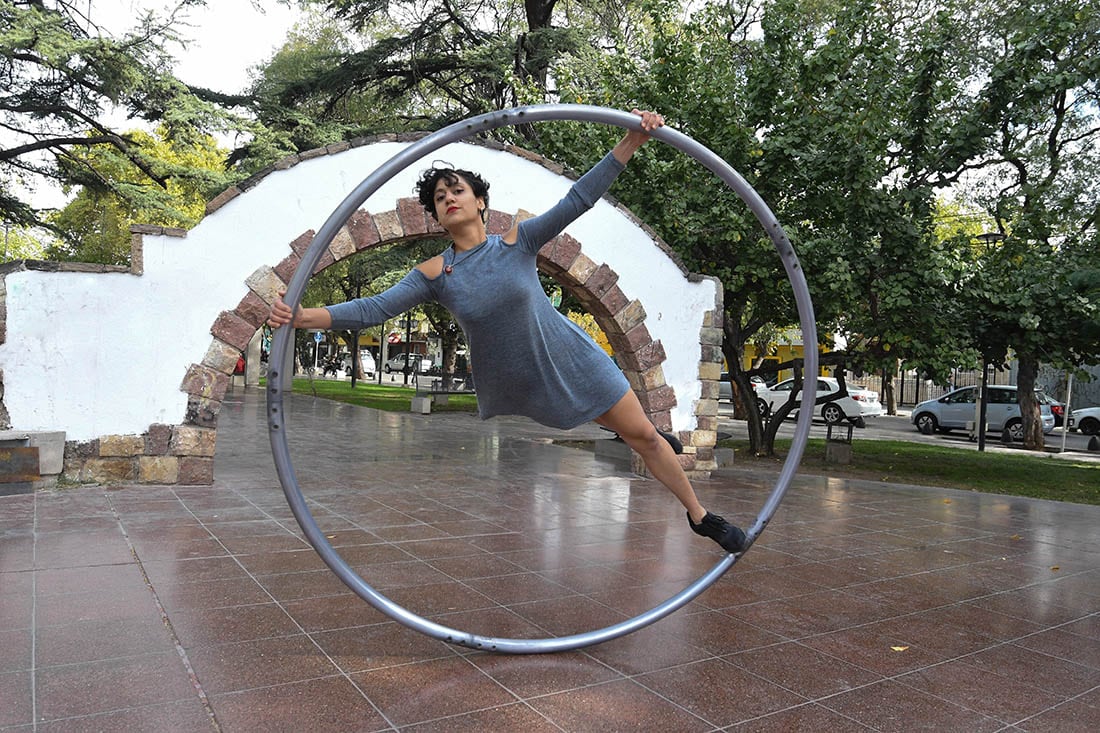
[415,165,490,222]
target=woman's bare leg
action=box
[594,390,708,521]
[595,389,746,552]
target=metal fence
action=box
[843,367,1013,407]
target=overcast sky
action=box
[94,0,302,94]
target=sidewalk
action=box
[2,388,1098,731]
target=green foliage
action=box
[43,126,228,264]
[1,1,244,248]
[0,224,46,260]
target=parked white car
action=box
[345,350,376,377]
[910,385,1055,440]
[1069,406,1100,435]
[755,377,884,423]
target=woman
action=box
[268,110,746,554]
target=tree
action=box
[952,0,1100,449]
[1,1,241,242]
[539,0,988,453]
[43,125,228,264]
[241,0,640,158]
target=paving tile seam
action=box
[102,490,221,731]
[736,701,878,731]
[626,658,804,730]
[203,672,398,730]
[1006,637,1100,673]
[387,701,562,733]
[888,658,1089,728]
[816,679,1016,730]
[1006,697,1099,731]
[772,649,1021,728]
[878,637,1087,705]
[22,695,216,730]
[520,674,721,730]
[29,494,39,730]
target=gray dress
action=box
[326,152,630,429]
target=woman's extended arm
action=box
[513,109,663,252]
[267,270,433,330]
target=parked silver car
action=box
[718,373,766,403]
[384,353,432,374]
[910,385,1055,440]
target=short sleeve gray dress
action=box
[325,152,630,430]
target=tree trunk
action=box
[722,320,764,455]
[1016,354,1044,450]
[882,362,898,415]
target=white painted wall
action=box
[0,141,715,440]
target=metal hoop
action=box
[267,104,818,654]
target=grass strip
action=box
[718,438,1100,505]
[279,377,479,413]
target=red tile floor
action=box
[2,389,1098,731]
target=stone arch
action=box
[192,205,721,477]
[31,136,723,483]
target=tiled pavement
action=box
[2,388,1098,731]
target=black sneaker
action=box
[659,430,683,454]
[688,512,747,553]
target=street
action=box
[716,402,1099,457]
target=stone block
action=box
[613,300,647,335]
[410,396,432,414]
[698,361,722,381]
[181,364,229,402]
[211,311,256,351]
[699,326,723,346]
[186,396,220,428]
[374,210,403,240]
[690,429,718,448]
[640,385,677,413]
[397,198,430,235]
[145,424,172,455]
[347,211,380,250]
[329,227,356,263]
[600,285,629,318]
[33,432,65,475]
[170,426,217,457]
[289,230,315,258]
[99,435,145,457]
[178,457,214,485]
[202,339,241,374]
[138,456,179,484]
[81,458,136,484]
[635,340,667,371]
[694,398,720,416]
[638,366,666,392]
[486,210,513,236]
